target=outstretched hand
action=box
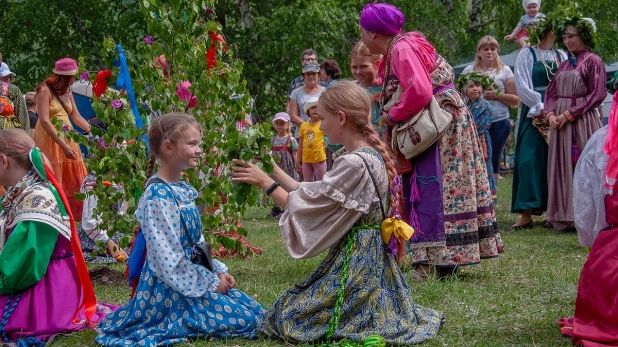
[230,159,273,191]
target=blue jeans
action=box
[488,118,511,174]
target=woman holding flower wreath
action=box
[511,18,567,230]
[34,58,91,221]
[543,13,605,232]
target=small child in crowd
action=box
[296,97,326,182]
[270,112,298,217]
[504,0,545,48]
[458,72,498,203]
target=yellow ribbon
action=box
[0,114,21,130]
[381,217,414,245]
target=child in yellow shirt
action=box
[296,97,326,181]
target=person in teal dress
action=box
[512,18,567,229]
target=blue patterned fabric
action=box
[95,178,265,346]
[468,98,497,203]
[259,150,444,344]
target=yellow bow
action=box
[381,217,414,245]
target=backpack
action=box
[0,82,14,116]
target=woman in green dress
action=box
[512,18,567,229]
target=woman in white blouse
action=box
[463,36,520,182]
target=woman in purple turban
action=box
[359,3,502,278]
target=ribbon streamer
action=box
[29,148,98,326]
[207,32,228,70]
[92,70,112,97]
[114,44,149,150]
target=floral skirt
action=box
[96,263,265,346]
[259,227,444,344]
[409,85,502,266]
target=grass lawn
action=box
[52,173,583,346]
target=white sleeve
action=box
[574,128,609,247]
[80,194,110,243]
[462,65,473,74]
[136,188,220,297]
[514,49,544,117]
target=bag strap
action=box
[379,34,401,112]
[46,83,71,115]
[353,153,386,221]
[147,177,196,246]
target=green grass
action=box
[51,174,582,346]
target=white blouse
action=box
[514,47,567,118]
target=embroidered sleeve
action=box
[0,221,58,294]
[279,153,388,259]
[136,186,220,297]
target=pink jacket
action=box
[379,32,436,123]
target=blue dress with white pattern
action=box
[95,178,265,346]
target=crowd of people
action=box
[0,1,616,346]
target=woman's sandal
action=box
[509,220,534,231]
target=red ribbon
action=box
[92,70,112,97]
[43,162,98,326]
[207,31,228,70]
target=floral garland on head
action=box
[551,5,597,51]
[525,16,553,46]
[455,71,501,97]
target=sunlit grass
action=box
[52,174,579,346]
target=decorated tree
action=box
[67,0,271,257]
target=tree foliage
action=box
[64,0,272,255]
[213,0,617,122]
[0,0,145,92]
[2,0,616,120]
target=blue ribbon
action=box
[114,44,150,150]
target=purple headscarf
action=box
[359,3,405,36]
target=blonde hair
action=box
[473,36,505,71]
[318,80,401,216]
[0,129,35,170]
[25,92,37,107]
[147,112,202,177]
[350,40,382,63]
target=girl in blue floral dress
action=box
[96,113,265,346]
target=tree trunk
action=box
[469,0,482,32]
[237,0,254,29]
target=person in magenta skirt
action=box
[0,129,115,345]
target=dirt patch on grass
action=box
[89,267,125,286]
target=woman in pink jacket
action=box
[359,3,501,278]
